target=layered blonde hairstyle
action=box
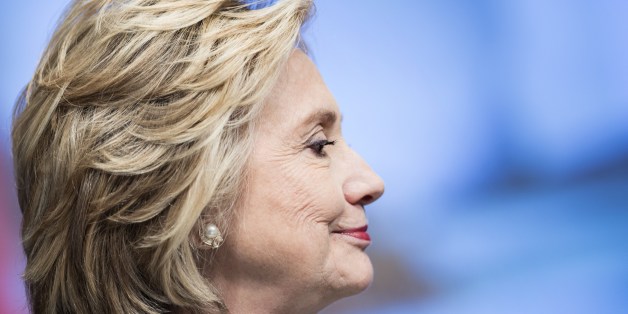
[12,0,311,312]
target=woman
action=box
[12,0,384,313]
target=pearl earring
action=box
[201,223,223,249]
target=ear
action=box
[192,215,225,250]
[201,223,224,249]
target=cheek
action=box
[227,157,345,280]
[272,160,344,226]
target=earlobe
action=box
[191,218,225,250]
[201,223,224,249]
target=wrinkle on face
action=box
[271,153,339,227]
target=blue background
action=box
[2,1,628,313]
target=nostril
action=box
[360,195,374,205]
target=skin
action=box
[210,50,385,314]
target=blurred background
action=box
[2,0,628,313]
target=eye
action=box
[307,139,336,157]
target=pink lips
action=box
[334,225,371,242]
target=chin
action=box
[350,256,374,293]
[334,251,374,297]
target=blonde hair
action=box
[11,0,311,312]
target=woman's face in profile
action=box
[212,50,384,310]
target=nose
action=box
[343,150,385,206]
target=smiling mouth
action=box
[332,225,371,242]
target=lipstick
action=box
[334,225,371,241]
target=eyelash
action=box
[307,139,336,157]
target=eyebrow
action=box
[302,109,340,129]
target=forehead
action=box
[258,50,339,134]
